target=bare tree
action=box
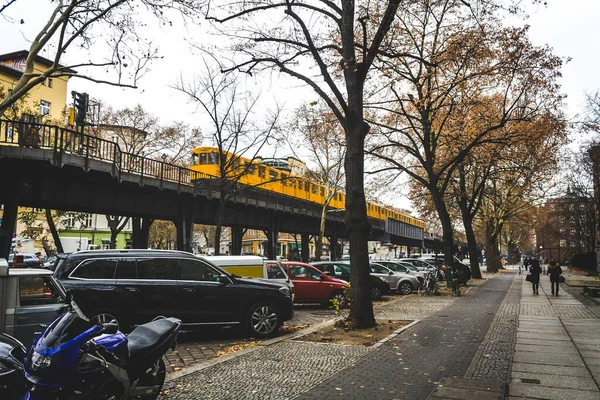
[289,103,346,261]
[200,0,408,328]
[176,58,281,255]
[106,215,130,249]
[0,0,202,116]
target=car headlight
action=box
[278,286,291,298]
[31,351,51,371]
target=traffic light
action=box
[71,91,89,125]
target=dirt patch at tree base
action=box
[295,320,411,346]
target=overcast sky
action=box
[1,0,599,211]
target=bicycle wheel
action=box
[418,279,427,296]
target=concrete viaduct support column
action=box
[328,228,339,261]
[132,217,152,249]
[0,181,21,259]
[231,226,244,255]
[175,203,195,253]
[301,233,310,263]
[264,218,279,260]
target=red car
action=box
[282,261,349,306]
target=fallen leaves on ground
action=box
[215,341,260,356]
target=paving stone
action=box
[515,344,575,353]
[512,371,598,391]
[517,331,570,341]
[510,382,599,400]
[513,350,586,367]
[511,362,591,377]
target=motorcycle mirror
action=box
[102,321,119,334]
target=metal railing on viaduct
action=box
[0,119,423,259]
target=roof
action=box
[0,63,22,78]
[8,268,53,276]
[0,50,77,74]
[63,249,193,258]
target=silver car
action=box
[0,259,68,345]
[370,262,420,295]
[377,260,426,281]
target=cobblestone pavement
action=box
[469,273,520,383]
[162,341,371,399]
[294,273,513,400]
[163,304,338,373]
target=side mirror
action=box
[219,274,231,285]
[102,321,119,334]
[389,271,393,275]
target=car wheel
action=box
[398,281,412,295]
[89,311,121,330]
[329,291,349,309]
[371,286,383,300]
[246,303,280,338]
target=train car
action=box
[190,147,425,229]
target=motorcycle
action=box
[0,294,182,399]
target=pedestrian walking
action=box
[523,257,531,272]
[529,259,542,295]
[548,260,563,296]
[518,265,522,275]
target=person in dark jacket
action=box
[529,258,542,295]
[548,260,563,296]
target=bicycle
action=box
[450,268,461,296]
[418,267,439,296]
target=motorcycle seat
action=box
[127,317,180,360]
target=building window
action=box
[33,208,44,213]
[47,78,53,88]
[83,214,93,228]
[65,213,75,228]
[560,239,566,248]
[40,100,51,116]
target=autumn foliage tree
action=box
[367,1,565,270]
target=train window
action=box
[246,164,255,175]
[199,153,207,164]
[320,187,324,196]
[208,153,218,164]
[290,178,295,187]
[192,154,198,165]
[312,184,318,194]
[281,174,288,185]
[258,166,266,178]
[269,170,278,181]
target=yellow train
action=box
[190,147,425,229]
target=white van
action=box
[201,255,294,297]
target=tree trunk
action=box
[106,215,130,250]
[214,193,226,256]
[485,221,501,273]
[430,189,455,268]
[45,209,64,253]
[346,114,375,328]
[458,207,482,279]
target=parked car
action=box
[418,255,471,284]
[310,261,391,300]
[376,260,425,280]
[0,258,69,346]
[43,255,57,269]
[8,253,44,268]
[204,255,294,296]
[281,261,349,306]
[53,249,294,337]
[397,258,445,280]
[370,262,420,295]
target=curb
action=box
[371,319,420,349]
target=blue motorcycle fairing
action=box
[94,332,127,352]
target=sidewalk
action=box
[508,274,600,399]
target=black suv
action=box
[53,250,293,337]
[310,261,391,300]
